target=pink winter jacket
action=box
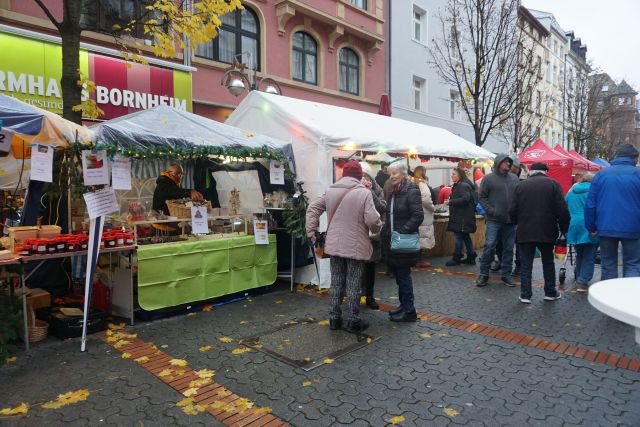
[306,177,382,261]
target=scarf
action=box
[529,170,548,176]
[392,179,406,194]
[161,171,181,186]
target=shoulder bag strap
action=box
[326,187,356,233]
[390,196,395,231]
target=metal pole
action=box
[20,265,29,351]
[290,232,295,292]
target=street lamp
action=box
[220,51,282,96]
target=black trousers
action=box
[518,242,557,299]
[363,262,376,298]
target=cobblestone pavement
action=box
[2,256,639,426]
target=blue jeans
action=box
[519,242,556,299]
[454,232,474,256]
[599,237,640,280]
[391,266,415,313]
[574,243,597,284]
[480,221,517,277]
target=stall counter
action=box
[426,216,486,257]
[137,235,277,310]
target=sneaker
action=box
[544,292,562,301]
[519,296,531,304]
[501,276,517,287]
[476,275,489,287]
[575,280,588,293]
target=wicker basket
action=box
[27,304,48,343]
[165,200,212,219]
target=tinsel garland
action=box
[95,143,285,161]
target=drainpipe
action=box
[385,0,391,103]
[183,0,192,67]
[562,53,567,149]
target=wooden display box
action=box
[9,226,39,251]
[26,288,51,310]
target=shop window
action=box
[449,89,460,120]
[195,8,260,71]
[351,0,368,10]
[413,76,425,111]
[82,0,159,40]
[339,48,360,95]
[292,32,318,85]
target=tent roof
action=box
[519,139,574,167]
[554,144,589,170]
[91,105,293,159]
[591,157,611,168]
[0,93,91,146]
[569,149,603,171]
[227,92,495,161]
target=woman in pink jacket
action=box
[306,161,382,333]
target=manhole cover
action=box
[242,319,376,371]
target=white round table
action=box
[588,278,640,345]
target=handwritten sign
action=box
[30,144,54,182]
[83,187,119,219]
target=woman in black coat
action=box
[382,162,424,322]
[445,167,477,266]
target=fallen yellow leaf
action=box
[202,304,213,312]
[234,397,254,412]
[158,369,173,377]
[239,320,249,324]
[108,323,125,330]
[323,358,334,364]
[275,314,285,317]
[443,407,459,417]
[254,407,273,415]
[121,353,132,359]
[187,313,197,317]
[318,320,329,326]
[183,387,199,397]
[218,336,234,343]
[216,389,232,398]
[106,336,119,343]
[161,344,169,348]
[275,300,284,304]
[170,359,188,367]
[189,378,212,388]
[389,415,405,425]
[42,389,90,409]
[231,347,252,355]
[419,333,432,339]
[118,332,137,339]
[0,402,28,416]
[134,356,149,364]
[195,369,215,379]
[182,403,207,415]
[5,356,17,364]
[176,398,194,407]
[366,337,373,344]
[295,284,305,291]
[254,343,263,349]
[302,381,312,387]
[199,346,212,352]
[303,357,312,363]
[113,339,130,348]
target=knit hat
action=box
[530,162,549,171]
[342,160,363,180]
[615,143,639,158]
[359,161,374,179]
[509,154,521,169]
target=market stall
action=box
[90,106,294,311]
[519,139,574,194]
[227,92,495,286]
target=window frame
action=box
[449,89,459,120]
[339,48,360,96]
[350,0,368,11]
[194,7,261,71]
[87,0,156,40]
[412,4,427,44]
[292,31,318,85]
[412,77,425,111]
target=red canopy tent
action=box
[519,139,574,193]
[554,144,590,172]
[569,149,603,171]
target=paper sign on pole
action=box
[80,215,105,352]
[81,150,110,186]
[253,220,269,244]
[83,187,119,219]
[0,127,13,153]
[191,206,209,234]
[269,160,285,185]
[111,155,132,190]
[30,144,54,182]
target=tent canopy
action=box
[227,92,494,161]
[591,157,611,168]
[91,105,293,160]
[554,144,589,171]
[569,150,602,171]
[519,139,574,194]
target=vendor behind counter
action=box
[152,163,204,215]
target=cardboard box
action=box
[39,225,62,238]
[9,226,39,251]
[26,288,51,310]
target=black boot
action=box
[461,252,477,265]
[389,306,403,316]
[345,318,369,333]
[445,254,462,266]
[366,297,379,310]
[329,319,342,330]
[390,310,418,322]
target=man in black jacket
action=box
[509,162,570,304]
[477,154,520,287]
[152,163,204,214]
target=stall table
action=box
[426,215,486,257]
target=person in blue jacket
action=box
[566,173,598,291]
[585,144,640,280]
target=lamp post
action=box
[220,51,282,96]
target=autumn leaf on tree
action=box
[388,415,405,425]
[0,402,28,416]
[218,337,234,343]
[42,389,90,409]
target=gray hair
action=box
[387,161,408,176]
[580,172,594,183]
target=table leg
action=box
[20,266,29,351]
[290,233,295,293]
[129,252,134,326]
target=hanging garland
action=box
[95,143,285,161]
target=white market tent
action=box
[226,91,494,201]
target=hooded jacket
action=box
[566,182,598,245]
[585,157,640,239]
[152,175,191,214]
[382,179,424,268]
[479,154,520,223]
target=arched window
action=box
[339,48,359,95]
[195,8,260,71]
[292,32,318,85]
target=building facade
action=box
[388,0,507,154]
[563,30,589,151]
[0,0,387,122]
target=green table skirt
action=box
[137,235,277,310]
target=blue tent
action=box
[591,158,611,168]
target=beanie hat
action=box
[615,143,639,158]
[530,162,549,171]
[359,161,374,179]
[342,160,363,180]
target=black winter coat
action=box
[509,173,570,243]
[447,180,477,234]
[152,175,190,214]
[382,179,424,268]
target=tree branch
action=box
[34,0,62,30]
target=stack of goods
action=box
[100,231,135,248]
[17,235,89,256]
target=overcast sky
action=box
[523,0,640,89]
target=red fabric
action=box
[569,150,603,171]
[378,94,391,116]
[519,139,574,194]
[92,281,111,314]
[437,186,452,204]
[553,145,589,171]
[473,168,485,181]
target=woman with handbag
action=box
[445,167,478,266]
[360,163,387,309]
[382,162,424,322]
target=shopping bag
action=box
[554,235,567,261]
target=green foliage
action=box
[0,292,21,364]
[282,189,309,241]
[96,143,285,161]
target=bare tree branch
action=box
[34,0,62,31]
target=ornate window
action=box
[292,32,318,85]
[339,48,360,95]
